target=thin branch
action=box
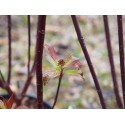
[7,15,12,84]
[14,56,36,107]
[21,56,36,97]
[27,15,31,76]
[0,70,14,96]
[21,40,37,99]
[0,79,19,104]
[103,15,123,108]
[0,70,5,82]
[71,15,106,109]
[117,15,125,107]
[0,83,13,97]
[16,40,37,107]
[36,15,46,109]
[52,69,63,108]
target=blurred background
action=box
[0,15,124,108]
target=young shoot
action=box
[43,44,85,85]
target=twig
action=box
[7,15,12,84]
[36,15,46,109]
[117,15,125,107]
[0,70,5,82]
[20,40,37,100]
[103,15,123,108]
[27,15,31,76]
[71,15,106,109]
[14,56,36,107]
[21,57,36,96]
[15,40,37,107]
[0,75,14,98]
[1,80,14,95]
[52,69,63,108]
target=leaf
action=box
[64,69,78,76]
[3,94,14,109]
[46,55,58,68]
[55,65,61,72]
[64,52,72,63]
[0,100,6,109]
[79,72,85,81]
[43,69,60,85]
[44,44,58,62]
[69,59,82,69]
[7,94,14,108]
[2,98,8,108]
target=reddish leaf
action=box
[45,44,58,62]
[2,98,8,108]
[69,60,82,69]
[7,94,14,108]
[3,94,14,109]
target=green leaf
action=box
[55,65,61,72]
[46,55,58,68]
[64,69,78,76]
[0,100,6,109]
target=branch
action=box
[0,70,13,95]
[117,15,125,107]
[52,69,63,108]
[36,15,46,109]
[16,38,37,107]
[27,15,31,76]
[0,71,19,104]
[7,15,12,84]
[103,15,123,108]
[71,15,106,109]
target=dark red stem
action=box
[103,15,123,108]
[0,70,13,95]
[16,40,37,107]
[71,15,106,109]
[14,56,36,107]
[36,15,46,109]
[21,56,36,97]
[52,69,63,108]
[117,15,125,107]
[7,15,12,84]
[27,15,31,76]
